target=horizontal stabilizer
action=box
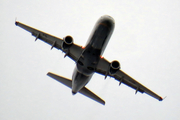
[47,72,105,105]
[47,72,72,88]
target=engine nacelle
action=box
[62,35,74,50]
[109,60,120,74]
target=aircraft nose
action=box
[101,15,115,23]
[99,15,115,29]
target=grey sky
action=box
[1,0,180,120]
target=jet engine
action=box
[62,35,74,50]
[109,60,120,74]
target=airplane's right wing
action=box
[47,72,105,105]
[15,21,83,62]
[95,57,163,101]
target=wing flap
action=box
[47,72,105,105]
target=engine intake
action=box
[62,35,73,50]
[109,60,120,74]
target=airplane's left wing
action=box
[15,21,83,62]
[95,57,163,101]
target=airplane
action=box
[15,15,163,105]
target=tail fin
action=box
[47,72,105,105]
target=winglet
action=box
[159,97,163,101]
[15,17,19,26]
[159,96,166,101]
[15,21,19,26]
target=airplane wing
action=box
[47,72,105,105]
[95,57,163,101]
[15,21,83,62]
